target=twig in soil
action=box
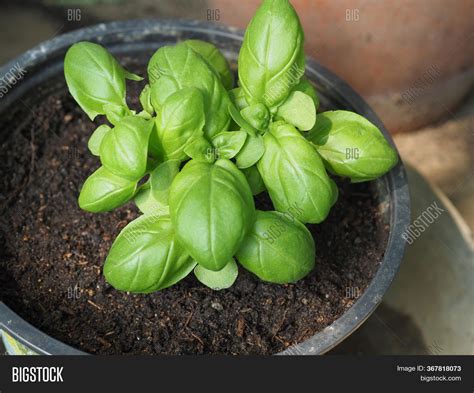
[274,335,289,346]
[190,332,204,346]
[297,328,313,342]
[184,310,194,328]
[96,337,112,348]
[87,299,103,310]
[236,317,245,337]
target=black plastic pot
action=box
[0,20,410,355]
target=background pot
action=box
[0,20,410,355]
[210,0,474,133]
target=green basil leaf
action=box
[183,135,214,162]
[100,116,153,180]
[183,39,234,90]
[148,43,231,138]
[148,123,162,159]
[329,178,339,206]
[307,110,399,182]
[194,258,238,290]
[293,77,319,111]
[235,132,265,169]
[211,131,247,159]
[139,84,154,115]
[241,103,270,132]
[136,110,152,120]
[134,159,180,215]
[228,103,258,136]
[145,157,160,173]
[123,70,143,82]
[154,87,205,161]
[131,192,161,214]
[64,41,140,120]
[104,215,196,293]
[88,124,111,156]
[236,210,315,284]
[242,166,266,196]
[134,184,169,216]
[257,121,334,224]
[103,102,132,126]
[169,159,255,271]
[238,0,305,110]
[276,91,316,131]
[229,87,249,111]
[78,166,137,212]
[149,159,181,205]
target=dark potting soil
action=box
[0,75,389,355]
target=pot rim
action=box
[0,19,410,356]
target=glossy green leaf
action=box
[242,165,266,195]
[238,0,305,110]
[169,159,255,271]
[235,132,265,169]
[134,159,180,215]
[229,87,249,111]
[154,87,205,161]
[149,159,181,205]
[183,135,214,162]
[228,103,258,136]
[88,124,111,156]
[104,215,196,293]
[183,39,234,90]
[134,184,169,216]
[78,166,137,212]
[148,43,231,138]
[257,121,334,224]
[211,131,247,159]
[241,103,270,132]
[100,116,153,181]
[307,110,399,182]
[136,110,152,120]
[123,70,144,82]
[148,123,162,159]
[293,77,319,111]
[194,259,238,290]
[64,41,141,120]
[236,210,315,284]
[139,84,154,115]
[104,102,132,126]
[276,91,316,131]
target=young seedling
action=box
[64,0,398,293]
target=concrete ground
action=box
[393,92,474,238]
[331,167,473,355]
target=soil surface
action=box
[0,68,388,355]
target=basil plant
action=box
[64,0,398,293]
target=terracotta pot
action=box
[210,0,474,132]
